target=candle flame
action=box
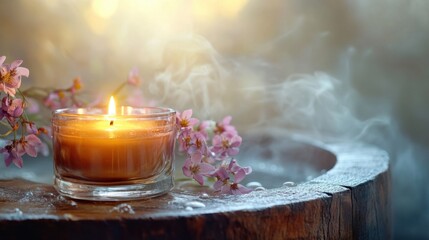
[108,96,116,115]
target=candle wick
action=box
[110,120,114,126]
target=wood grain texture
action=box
[0,139,390,239]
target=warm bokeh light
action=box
[0,0,252,94]
[192,0,248,21]
[91,0,118,19]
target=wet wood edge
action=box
[0,140,390,239]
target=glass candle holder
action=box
[52,106,176,201]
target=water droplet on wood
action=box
[283,181,296,187]
[110,203,135,214]
[185,201,206,208]
[246,182,263,189]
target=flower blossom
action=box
[183,152,215,185]
[16,134,42,157]
[229,168,252,195]
[176,109,199,129]
[0,96,24,125]
[228,159,252,175]
[0,56,29,97]
[177,128,193,152]
[188,132,210,155]
[212,167,230,193]
[41,77,83,110]
[178,129,211,155]
[0,146,23,168]
[175,108,252,195]
[211,131,242,159]
[214,116,237,135]
[212,167,252,195]
[43,92,68,110]
[1,134,42,168]
[26,123,39,134]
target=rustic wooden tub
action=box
[0,134,390,239]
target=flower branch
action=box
[0,56,46,168]
[176,109,253,195]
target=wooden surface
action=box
[0,135,390,239]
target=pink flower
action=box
[0,97,24,125]
[213,167,230,193]
[214,116,237,135]
[1,146,23,168]
[177,128,192,152]
[182,152,215,185]
[211,131,242,158]
[230,168,252,195]
[16,134,42,157]
[5,98,24,117]
[188,132,210,155]
[43,92,59,110]
[228,159,252,175]
[213,167,251,195]
[175,109,253,195]
[127,67,141,86]
[0,56,29,97]
[176,109,199,129]
[178,130,211,155]
[0,135,41,168]
[26,123,39,134]
[43,92,68,110]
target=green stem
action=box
[21,86,51,96]
[17,89,33,135]
[20,119,26,138]
[175,177,193,182]
[0,121,10,127]
[13,125,16,141]
[0,128,14,138]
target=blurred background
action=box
[0,0,428,238]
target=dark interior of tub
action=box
[238,134,337,189]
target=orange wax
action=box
[52,108,176,183]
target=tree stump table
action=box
[0,135,390,239]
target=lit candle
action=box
[52,97,177,201]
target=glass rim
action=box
[53,106,176,120]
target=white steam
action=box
[146,35,228,118]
